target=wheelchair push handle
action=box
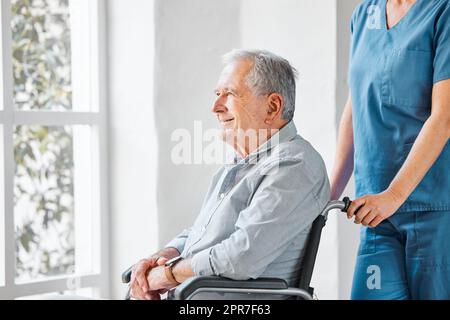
[342,197,352,213]
[122,266,132,284]
[320,197,352,216]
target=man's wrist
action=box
[164,265,180,285]
[172,258,195,283]
[164,256,183,285]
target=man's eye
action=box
[215,91,235,97]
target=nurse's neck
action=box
[386,0,417,30]
[388,0,416,6]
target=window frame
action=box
[0,0,109,299]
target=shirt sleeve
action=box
[191,158,330,280]
[433,2,450,84]
[350,1,364,35]
[164,227,191,255]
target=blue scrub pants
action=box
[351,210,450,300]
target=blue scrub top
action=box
[349,0,450,212]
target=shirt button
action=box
[220,193,225,199]
[201,226,206,231]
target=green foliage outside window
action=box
[11,0,75,282]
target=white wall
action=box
[107,0,158,299]
[154,0,241,248]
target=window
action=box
[0,0,108,299]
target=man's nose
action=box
[211,96,227,114]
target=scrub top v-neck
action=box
[348,0,450,212]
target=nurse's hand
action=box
[347,189,405,228]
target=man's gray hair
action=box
[222,49,298,122]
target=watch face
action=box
[165,256,182,267]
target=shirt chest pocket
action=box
[382,49,433,109]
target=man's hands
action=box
[129,247,180,300]
[130,256,168,300]
[147,265,179,293]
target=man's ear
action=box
[266,93,284,122]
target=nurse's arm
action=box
[389,79,450,196]
[330,93,355,200]
[348,79,450,227]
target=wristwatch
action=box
[164,256,183,284]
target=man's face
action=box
[212,60,269,143]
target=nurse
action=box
[331,0,450,299]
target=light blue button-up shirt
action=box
[166,121,330,287]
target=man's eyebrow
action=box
[214,87,239,96]
[214,87,232,92]
[225,87,239,94]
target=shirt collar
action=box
[232,121,298,165]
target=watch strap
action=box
[165,264,180,284]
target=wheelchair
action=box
[122,197,352,300]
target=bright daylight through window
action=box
[0,0,108,299]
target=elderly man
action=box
[130,49,330,300]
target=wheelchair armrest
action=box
[122,266,132,284]
[169,276,289,300]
